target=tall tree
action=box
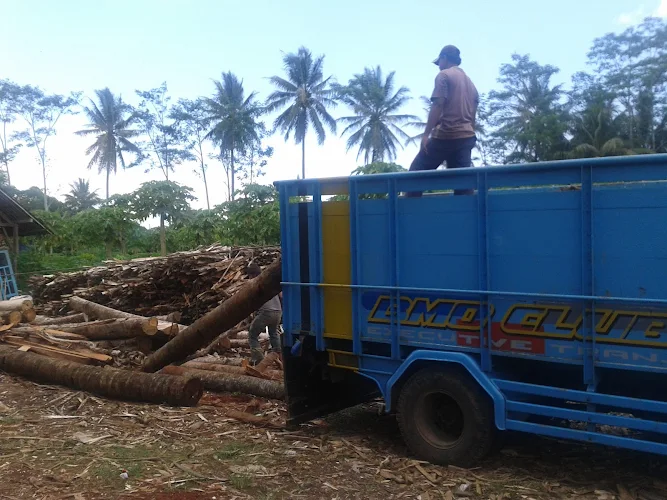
[568,72,630,158]
[170,98,211,209]
[64,178,101,214]
[12,85,79,210]
[336,66,417,163]
[205,72,262,200]
[237,122,273,186]
[487,54,568,163]
[266,46,337,179]
[135,83,192,180]
[588,17,667,152]
[0,80,22,185]
[76,88,141,199]
[133,180,195,256]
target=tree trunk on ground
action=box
[34,318,158,340]
[0,344,202,406]
[182,361,282,380]
[160,214,166,257]
[161,365,284,400]
[21,309,37,323]
[142,258,282,372]
[1,311,22,325]
[0,299,33,313]
[32,313,87,325]
[183,356,244,367]
[68,296,180,336]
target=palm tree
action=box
[265,46,337,179]
[76,88,141,199]
[336,66,417,163]
[64,178,101,213]
[206,72,262,200]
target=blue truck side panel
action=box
[276,154,667,456]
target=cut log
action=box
[161,365,284,400]
[0,344,202,406]
[182,361,283,380]
[143,258,282,372]
[32,313,87,325]
[68,297,180,336]
[1,311,22,325]
[31,318,158,340]
[0,299,33,313]
[21,309,37,323]
[183,356,244,367]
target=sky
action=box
[2,0,666,214]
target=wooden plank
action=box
[2,340,94,364]
[2,337,112,364]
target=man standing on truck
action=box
[408,45,479,195]
[246,262,282,364]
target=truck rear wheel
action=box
[397,367,495,467]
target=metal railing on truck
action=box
[275,154,667,463]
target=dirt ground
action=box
[0,372,666,500]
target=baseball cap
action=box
[433,45,461,65]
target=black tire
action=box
[397,366,496,467]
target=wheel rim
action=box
[415,391,465,449]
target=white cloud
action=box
[657,0,667,17]
[617,5,645,25]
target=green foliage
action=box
[218,184,280,245]
[329,162,406,201]
[351,161,406,175]
[64,178,101,214]
[133,180,196,256]
[132,180,195,223]
[336,66,417,164]
[266,46,337,179]
[4,185,64,213]
[76,88,141,199]
[169,209,223,249]
[487,54,569,163]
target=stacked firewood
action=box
[0,254,286,415]
[28,245,281,323]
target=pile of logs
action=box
[1,258,287,412]
[28,245,280,323]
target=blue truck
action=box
[274,154,667,466]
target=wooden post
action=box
[12,224,18,280]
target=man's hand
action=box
[421,135,429,153]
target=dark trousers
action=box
[407,136,477,196]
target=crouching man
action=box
[246,262,282,364]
